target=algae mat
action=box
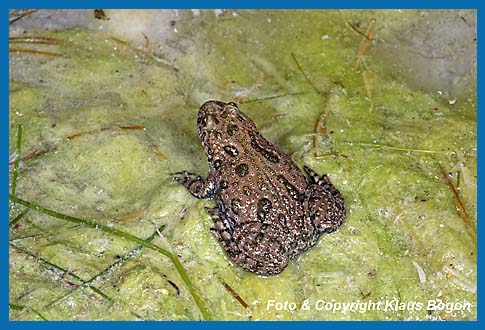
[9,10,476,320]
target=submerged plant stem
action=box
[440,167,476,242]
[9,208,30,226]
[11,124,23,196]
[10,36,61,44]
[9,147,57,166]
[240,91,306,104]
[9,10,39,25]
[67,125,145,140]
[45,223,166,308]
[359,142,443,154]
[354,18,376,68]
[291,53,323,96]
[9,47,64,56]
[221,279,250,310]
[10,243,112,302]
[9,194,211,320]
[9,303,47,321]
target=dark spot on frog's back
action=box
[210,114,220,125]
[242,185,252,196]
[249,132,279,163]
[257,198,272,215]
[258,179,269,192]
[223,145,239,157]
[219,180,228,191]
[227,124,239,136]
[235,163,249,177]
[213,159,222,169]
[277,174,303,202]
[231,198,242,214]
[278,214,288,226]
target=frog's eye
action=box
[227,102,238,108]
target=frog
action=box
[172,100,345,276]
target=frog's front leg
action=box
[171,170,215,199]
[303,166,346,235]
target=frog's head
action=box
[197,100,230,132]
[197,100,256,149]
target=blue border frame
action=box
[4,1,481,329]
[2,1,482,9]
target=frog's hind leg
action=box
[230,222,289,275]
[207,206,235,243]
[207,209,289,275]
[171,171,215,199]
[206,207,254,271]
[303,166,346,234]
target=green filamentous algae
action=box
[9,10,476,320]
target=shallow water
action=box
[9,9,476,320]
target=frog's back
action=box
[198,101,307,228]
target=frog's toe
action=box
[171,171,215,198]
[171,171,202,184]
[303,166,332,186]
[304,166,344,198]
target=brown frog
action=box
[172,100,345,275]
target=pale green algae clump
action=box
[9,10,476,320]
